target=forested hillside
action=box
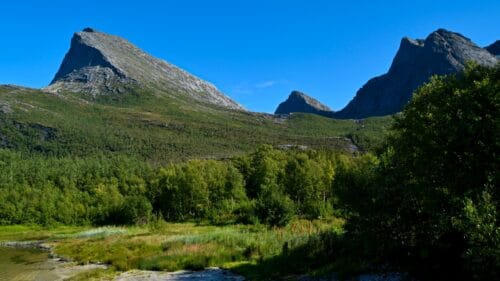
[0,86,390,162]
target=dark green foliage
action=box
[334,64,500,281]
[154,160,249,223]
[0,151,154,226]
[117,196,153,225]
[153,146,343,226]
[0,146,345,227]
[283,152,334,218]
[255,188,295,226]
[234,145,341,225]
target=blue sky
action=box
[0,1,498,113]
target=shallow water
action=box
[0,247,60,281]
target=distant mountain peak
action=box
[45,29,244,110]
[334,28,498,119]
[486,40,500,57]
[275,90,333,117]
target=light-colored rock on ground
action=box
[115,268,245,281]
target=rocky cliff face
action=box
[334,29,498,119]
[45,28,244,110]
[486,40,500,57]
[275,91,333,117]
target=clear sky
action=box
[0,0,498,113]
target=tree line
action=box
[0,145,348,226]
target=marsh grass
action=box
[0,219,338,270]
[66,268,117,281]
[69,227,128,239]
[0,218,343,279]
[0,225,87,242]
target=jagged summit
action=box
[45,28,244,110]
[275,91,333,117]
[334,28,498,119]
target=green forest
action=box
[0,145,344,227]
[0,64,498,280]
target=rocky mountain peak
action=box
[423,29,497,70]
[275,91,333,117]
[45,28,244,110]
[334,29,498,119]
[486,40,500,57]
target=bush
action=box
[117,195,153,225]
[255,189,296,226]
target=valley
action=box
[0,14,497,281]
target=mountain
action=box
[486,40,500,57]
[0,85,390,161]
[334,29,498,119]
[44,28,243,110]
[275,91,333,117]
[0,29,392,162]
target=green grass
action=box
[0,225,88,241]
[66,268,117,281]
[0,86,392,163]
[0,219,344,279]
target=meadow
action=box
[0,219,344,280]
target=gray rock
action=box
[45,28,244,110]
[335,29,498,119]
[115,268,245,281]
[0,102,12,114]
[275,90,334,117]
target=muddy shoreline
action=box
[0,240,245,280]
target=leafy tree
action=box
[337,64,500,281]
[155,160,249,223]
[284,152,334,218]
[117,195,153,225]
[255,188,296,226]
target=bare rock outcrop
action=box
[334,29,498,119]
[45,28,244,110]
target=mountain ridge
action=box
[333,28,498,119]
[44,28,244,110]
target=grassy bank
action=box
[0,218,343,280]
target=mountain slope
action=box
[0,85,391,162]
[0,28,393,161]
[334,29,498,119]
[275,91,333,117]
[45,28,243,110]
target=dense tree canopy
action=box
[335,64,499,281]
[0,146,344,227]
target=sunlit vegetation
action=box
[0,220,343,279]
[0,86,391,163]
[0,146,350,227]
[0,64,497,281]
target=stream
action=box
[0,246,106,281]
[0,246,62,281]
